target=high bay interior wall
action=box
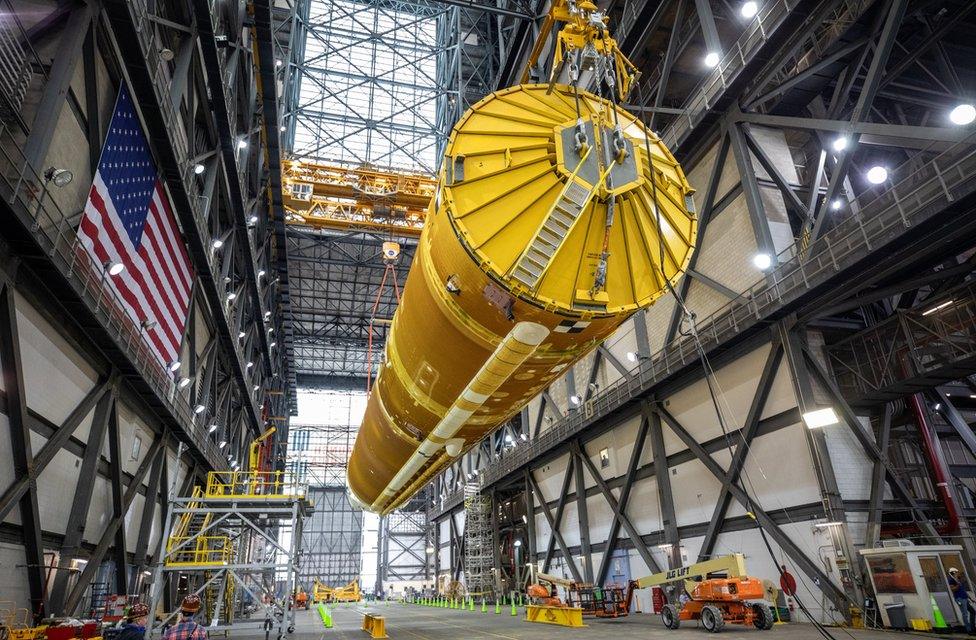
[0,0,294,619]
[430,106,976,620]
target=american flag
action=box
[78,85,194,368]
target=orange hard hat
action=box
[181,594,202,613]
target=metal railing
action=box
[165,535,233,567]
[430,128,976,518]
[659,0,802,149]
[204,470,305,498]
[827,280,976,401]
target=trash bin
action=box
[884,602,908,629]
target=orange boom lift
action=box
[631,554,776,633]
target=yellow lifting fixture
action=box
[522,0,640,103]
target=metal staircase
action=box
[512,147,606,290]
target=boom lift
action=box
[630,554,776,633]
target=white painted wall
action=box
[0,292,194,611]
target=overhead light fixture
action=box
[814,521,843,528]
[627,351,638,363]
[159,47,175,61]
[425,546,435,554]
[193,163,205,175]
[752,253,772,270]
[44,167,74,187]
[703,52,720,68]
[275,58,283,68]
[141,319,158,331]
[472,468,479,476]
[949,103,976,126]
[258,269,266,278]
[253,384,260,392]
[226,291,237,301]
[505,434,513,444]
[831,136,849,152]
[212,238,224,249]
[830,199,843,210]
[513,539,522,547]
[922,300,954,316]
[264,311,272,318]
[177,377,191,389]
[569,395,581,406]
[802,407,839,429]
[193,404,206,414]
[519,433,527,441]
[168,360,182,372]
[269,341,277,347]
[740,1,758,18]
[104,260,125,276]
[249,214,259,225]
[219,440,227,449]
[866,166,888,184]
[934,402,942,411]
[522,515,528,524]
[246,361,254,369]
[208,423,219,433]
[238,330,246,338]
[279,125,286,132]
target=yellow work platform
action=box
[525,604,585,627]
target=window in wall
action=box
[600,448,610,468]
[867,554,917,594]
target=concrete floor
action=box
[256,603,950,640]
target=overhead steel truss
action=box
[425,0,976,620]
[280,0,524,381]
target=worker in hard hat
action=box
[117,603,150,640]
[162,595,208,640]
[948,567,974,634]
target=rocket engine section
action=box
[348,84,696,514]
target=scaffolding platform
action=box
[146,471,310,636]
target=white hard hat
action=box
[949,567,960,574]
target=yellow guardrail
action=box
[165,536,233,567]
[204,470,303,498]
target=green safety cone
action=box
[931,595,948,629]
[481,599,487,613]
[511,601,517,616]
[495,600,501,615]
[317,603,333,629]
[518,594,523,607]
[469,597,474,611]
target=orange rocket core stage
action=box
[347,84,696,514]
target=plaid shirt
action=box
[163,619,207,640]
